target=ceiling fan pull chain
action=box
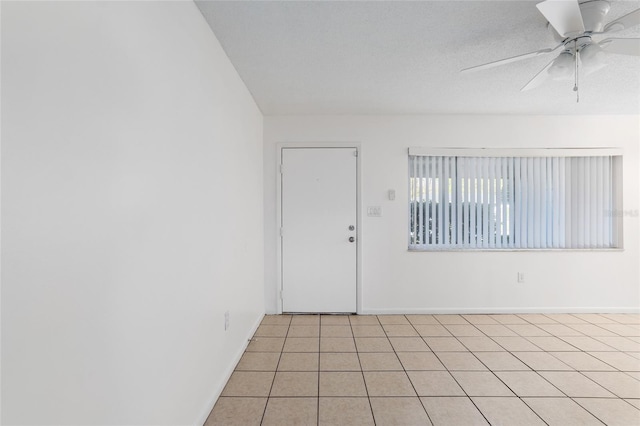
[573,39,580,103]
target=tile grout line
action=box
[426,315,581,424]
[518,318,639,398]
[568,397,609,425]
[433,315,510,425]
[350,314,378,425]
[547,313,640,342]
[470,331,583,404]
[470,330,582,405]
[401,315,448,426]
[259,315,292,426]
[470,316,618,425]
[471,315,639,418]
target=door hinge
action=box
[279,164,284,174]
[280,227,284,237]
[354,150,358,157]
[279,290,283,300]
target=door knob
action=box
[349,236,355,242]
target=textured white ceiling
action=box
[196,0,640,115]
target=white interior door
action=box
[281,147,357,313]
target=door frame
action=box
[276,142,362,315]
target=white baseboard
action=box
[360,307,640,314]
[195,313,264,426]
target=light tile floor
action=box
[205,313,640,425]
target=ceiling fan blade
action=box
[536,0,585,37]
[460,44,562,73]
[603,8,640,33]
[600,38,640,56]
[521,59,557,91]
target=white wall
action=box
[264,116,640,314]
[1,1,263,424]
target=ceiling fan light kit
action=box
[461,0,640,102]
[548,51,575,79]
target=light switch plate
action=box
[367,206,383,217]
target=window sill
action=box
[408,247,624,252]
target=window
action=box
[409,148,622,250]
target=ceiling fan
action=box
[461,0,640,100]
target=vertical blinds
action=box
[409,155,615,249]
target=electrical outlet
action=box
[224,311,230,331]
[517,272,525,283]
